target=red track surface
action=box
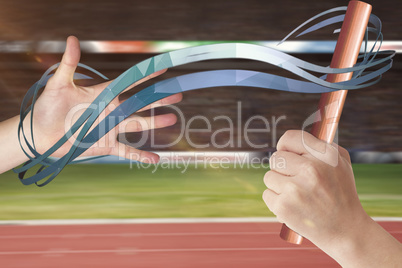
[0,221,401,268]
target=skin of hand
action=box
[0,36,182,173]
[263,130,402,267]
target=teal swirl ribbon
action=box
[14,6,395,186]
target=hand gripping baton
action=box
[279,0,372,244]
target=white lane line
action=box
[0,217,278,226]
[372,217,402,222]
[0,230,401,240]
[0,232,278,239]
[0,247,319,255]
[1,217,401,226]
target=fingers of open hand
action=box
[109,143,160,164]
[120,68,166,94]
[50,36,81,88]
[91,68,168,94]
[118,113,177,133]
[135,93,183,112]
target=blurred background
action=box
[0,0,401,267]
[0,0,401,217]
[0,0,401,154]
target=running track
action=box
[0,219,401,268]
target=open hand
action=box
[29,36,182,163]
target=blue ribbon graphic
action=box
[15,7,395,186]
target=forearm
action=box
[0,115,29,173]
[320,214,402,267]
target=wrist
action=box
[327,213,374,267]
[320,213,402,267]
[305,205,371,266]
[0,115,30,173]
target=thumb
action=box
[52,36,81,86]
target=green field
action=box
[0,164,401,220]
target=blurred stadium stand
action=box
[0,0,401,162]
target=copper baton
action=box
[279,0,372,244]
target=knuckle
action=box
[262,190,273,208]
[338,146,350,160]
[323,144,339,167]
[326,143,338,156]
[262,189,270,202]
[278,130,292,146]
[264,171,278,189]
[284,181,298,195]
[269,152,278,168]
[263,190,281,215]
[337,145,347,155]
[302,161,320,180]
[283,130,298,141]
[263,171,271,186]
[274,196,288,215]
[269,198,280,214]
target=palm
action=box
[29,36,181,163]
